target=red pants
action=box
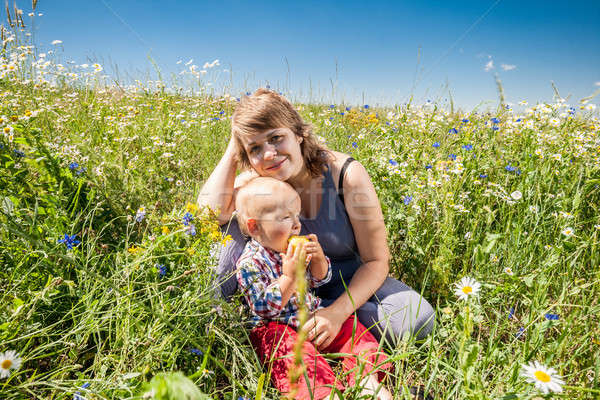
[249,315,391,400]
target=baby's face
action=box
[252,189,302,253]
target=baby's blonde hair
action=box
[235,177,298,236]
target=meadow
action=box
[1,21,600,400]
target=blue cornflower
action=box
[432,142,440,148]
[515,327,526,339]
[448,128,458,134]
[213,117,220,121]
[425,164,432,170]
[74,393,84,400]
[492,126,499,131]
[189,348,203,356]
[219,110,225,115]
[135,207,146,223]
[505,164,517,172]
[340,112,345,116]
[58,234,80,250]
[515,118,522,122]
[329,117,334,121]
[69,162,79,171]
[351,142,358,148]
[345,107,351,111]
[186,224,197,236]
[491,117,501,124]
[388,159,398,166]
[544,313,559,321]
[156,264,167,277]
[14,149,25,158]
[462,118,469,123]
[182,212,194,226]
[508,307,515,319]
[363,104,369,109]
[75,167,86,176]
[479,173,488,178]
[462,144,473,151]
[403,196,413,205]
[329,104,335,109]
[448,154,457,161]
[81,383,91,389]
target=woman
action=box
[198,89,434,346]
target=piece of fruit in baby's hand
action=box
[288,235,309,253]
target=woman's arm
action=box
[303,159,390,349]
[197,137,255,225]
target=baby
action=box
[235,177,392,400]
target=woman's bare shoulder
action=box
[327,150,355,189]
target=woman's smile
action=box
[267,158,286,170]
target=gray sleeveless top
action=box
[217,162,362,300]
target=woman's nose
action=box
[263,144,277,160]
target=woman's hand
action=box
[301,305,347,350]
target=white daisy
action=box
[521,360,564,394]
[561,227,574,237]
[504,267,514,276]
[0,350,22,378]
[510,190,522,200]
[453,277,481,301]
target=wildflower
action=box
[156,264,167,277]
[544,244,553,250]
[448,154,457,161]
[185,202,198,214]
[135,206,146,223]
[182,212,194,226]
[352,142,358,148]
[544,313,559,321]
[363,104,369,109]
[58,234,80,250]
[388,159,398,166]
[425,164,432,170]
[462,144,473,151]
[561,227,574,237]
[68,162,79,171]
[515,327,526,338]
[189,348,203,356]
[504,267,514,276]
[508,307,515,319]
[510,190,522,200]
[161,226,170,234]
[186,224,197,236]
[464,231,472,240]
[403,196,413,205]
[0,350,22,378]
[491,117,501,124]
[449,128,458,134]
[432,142,440,148]
[520,361,564,394]
[462,118,469,123]
[74,383,91,400]
[479,174,488,179]
[453,276,481,301]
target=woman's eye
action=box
[270,135,281,143]
[249,146,260,154]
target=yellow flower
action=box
[128,245,143,255]
[187,247,196,256]
[161,226,170,234]
[221,234,233,246]
[209,230,220,241]
[185,202,198,214]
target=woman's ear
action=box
[296,134,304,144]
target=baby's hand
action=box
[281,239,307,279]
[304,234,328,280]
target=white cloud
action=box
[484,60,494,72]
[501,64,517,71]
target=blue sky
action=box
[18,0,600,110]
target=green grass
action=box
[1,30,600,400]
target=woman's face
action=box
[239,127,305,181]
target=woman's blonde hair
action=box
[231,88,329,178]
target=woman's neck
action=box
[286,169,314,191]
